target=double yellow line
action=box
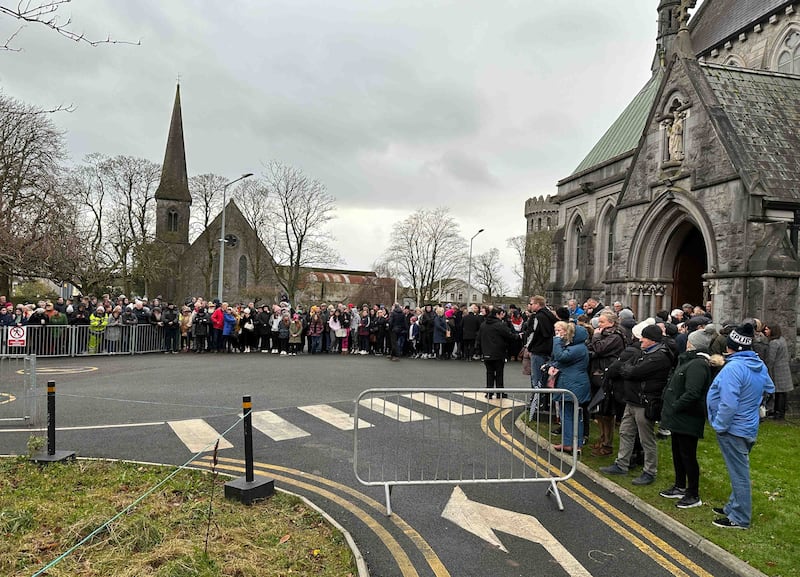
[483,407,715,577]
[194,456,451,577]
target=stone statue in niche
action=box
[666,109,685,162]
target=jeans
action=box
[561,400,583,448]
[615,404,658,477]
[716,432,754,527]
[530,354,549,388]
[310,335,321,354]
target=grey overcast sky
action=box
[0,1,702,293]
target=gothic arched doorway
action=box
[670,224,707,309]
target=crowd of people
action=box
[2,291,789,529]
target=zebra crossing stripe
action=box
[358,398,429,422]
[298,404,372,430]
[168,419,234,453]
[453,391,526,407]
[250,410,311,441]
[402,393,483,415]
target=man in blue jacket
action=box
[707,322,774,529]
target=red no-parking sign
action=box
[8,326,26,347]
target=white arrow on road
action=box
[442,486,593,576]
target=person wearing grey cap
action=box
[658,328,715,509]
[601,322,674,486]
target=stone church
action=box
[151,85,395,306]
[527,0,800,346]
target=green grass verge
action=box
[0,458,358,577]
[525,414,798,577]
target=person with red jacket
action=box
[210,302,225,352]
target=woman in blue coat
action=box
[551,321,591,453]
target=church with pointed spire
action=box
[151,85,279,304]
[532,0,800,351]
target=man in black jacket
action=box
[477,308,518,399]
[601,323,674,485]
[523,295,558,388]
[461,304,483,361]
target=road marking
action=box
[24,366,98,375]
[485,409,715,577]
[0,392,15,405]
[298,404,372,430]
[402,393,482,415]
[358,398,429,422]
[453,391,526,407]
[443,486,592,575]
[250,410,310,441]
[168,419,233,453]
[196,456,450,577]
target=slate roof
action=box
[155,85,192,203]
[571,70,663,175]
[690,0,793,56]
[700,62,800,200]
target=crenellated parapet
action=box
[524,195,559,232]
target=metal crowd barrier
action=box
[0,355,40,427]
[0,325,170,357]
[353,387,580,515]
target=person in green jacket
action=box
[658,329,716,509]
[48,309,68,355]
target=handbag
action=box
[522,349,532,376]
[640,392,663,421]
[335,328,348,338]
[244,321,254,331]
[546,365,560,388]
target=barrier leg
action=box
[224,395,275,505]
[31,380,76,464]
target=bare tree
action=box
[234,161,339,305]
[188,173,227,296]
[0,92,80,295]
[473,248,508,300]
[508,230,553,297]
[1,1,140,50]
[384,207,467,305]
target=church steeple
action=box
[654,0,696,70]
[655,0,681,71]
[155,84,191,203]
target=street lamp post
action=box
[217,173,254,303]
[467,228,484,305]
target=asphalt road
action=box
[1,353,743,577]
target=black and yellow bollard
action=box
[31,380,76,464]
[224,395,274,505]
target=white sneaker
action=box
[360,350,367,355]
[280,351,287,356]
[272,349,278,354]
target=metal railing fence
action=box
[353,387,580,515]
[0,324,172,357]
[0,355,40,427]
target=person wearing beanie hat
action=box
[706,321,775,529]
[600,315,674,486]
[687,329,712,352]
[658,319,714,509]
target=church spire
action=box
[654,0,696,70]
[155,84,191,203]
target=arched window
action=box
[546,217,552,229]
[167,209,179,232]
[776,30,800,74]
[238,255,247,289]
[571,216,585,276]
[607,212,616,267]
[537,217,542,231]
